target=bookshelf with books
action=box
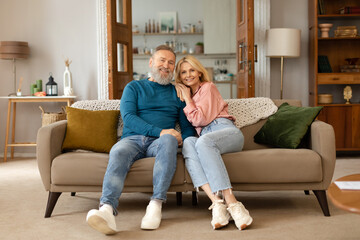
[309,0,360,151]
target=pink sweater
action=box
[183,82,235,135]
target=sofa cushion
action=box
[222,148,322,183]
[62,107,120,153]
[254,103,323,149]
[240,99,302,150]
[241,119,269,150]
[51,153,186,186]
[71,100,123,138]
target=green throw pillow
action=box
[62,107,120,153]
[254,103,323,149]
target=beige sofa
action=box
[36,99,336,218]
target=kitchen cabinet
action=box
[202,0,236,54]
[308,0,360,151]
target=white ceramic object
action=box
[63,66,74,96]
[319,23,333,38]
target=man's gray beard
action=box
[150,66,173,85]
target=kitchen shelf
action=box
[133,32,203,36]
[133,53,236,59]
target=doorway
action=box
[96,0,270,99]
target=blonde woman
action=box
[175,55,252,230]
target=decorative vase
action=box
[63,66,74,96]
[319,23,333,38]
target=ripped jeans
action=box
[182,118,244,193]
[100,134,178,215]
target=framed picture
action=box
[159,12,177,33]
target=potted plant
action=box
[195,42,204,54]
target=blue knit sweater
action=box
[120,79,196,140]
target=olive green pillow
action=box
[62,107,120,153]
[254,103,323,149]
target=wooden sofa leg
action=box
[304,190,310,195]
[45,192,62,218]
[176,192,182,206]
[192,191,198,206]
[312,190,330,216]
[71,192,76,196]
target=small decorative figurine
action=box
[343,85,352,104]
[46,72,58,96]
[63,58,74,96]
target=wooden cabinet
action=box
[309,0,360,151]
[317,105,360,150]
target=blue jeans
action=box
[100,134,178,215]
[182,118,244,193]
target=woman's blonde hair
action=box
[175,55,211,84]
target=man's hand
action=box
[160,129,183,146]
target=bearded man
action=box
[86,45,196,235]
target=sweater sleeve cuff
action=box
[151,127,163,137]
[183,102,197,115]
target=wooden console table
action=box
[1,96,76,162]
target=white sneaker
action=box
[227,202,253,230]
[208,200,230,229]
[86,204,118,235]
[141,201,162,230]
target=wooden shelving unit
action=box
[309,0,360,151]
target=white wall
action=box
[0,0,98,157]
[269,0,309,106]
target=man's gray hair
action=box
[152,45,176,58]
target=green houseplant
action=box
[195,42,204,54]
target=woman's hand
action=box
[176,83,192,104]
[175,84,185,102]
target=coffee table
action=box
[328,174,360,214]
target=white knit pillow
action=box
[225,97,278,129]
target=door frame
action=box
[97,0,109,99]
[254,0,270,97]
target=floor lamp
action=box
[0,41,30,96]
[266,28,300,99]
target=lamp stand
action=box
[8,58,17,96]
[280,56,284,99]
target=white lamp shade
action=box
[266,28,301,58]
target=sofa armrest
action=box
[36,120,67,190]
[310,120,336,189]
